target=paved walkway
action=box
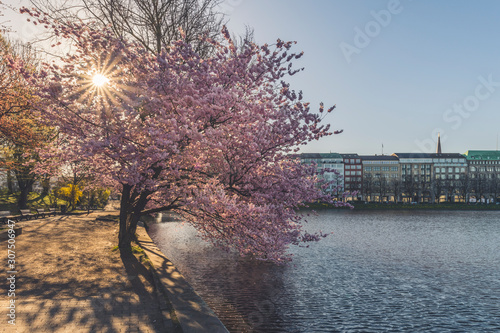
[0,208,176,332]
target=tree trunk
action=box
[6,170,14,194]
[41,175,50,196]
[18,186,29,210]
[119,184,133,251]
[15,171,35,210]
[118,184,150,252]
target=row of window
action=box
[407,176,432,182]
[345,171,362,176]
[322,174,342,180]
[345,159,361,164]
[436,174,461,180]
[399,159,433,163]
[433,158,465,163]
[365,167,398,172]
[373,174,399,178]
[317,169,343,173]
[363,161,399,165]
[471,174,500,179]
[402,164,432,170]
[402,170,431,175]
[345,165,362,170]
[470,160,500,164]
[318,164,343,168]
[435,167,466,173]
[470,166,500,172]
[345,177,362,182]
[326,173,500,183]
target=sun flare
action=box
[92,74,109,87]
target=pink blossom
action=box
[18,8,347,262]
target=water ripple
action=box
[149,210,500,332]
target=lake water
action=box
[148,210,500,332]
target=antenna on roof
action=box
[436,132,442,154]
[382,143,384,156]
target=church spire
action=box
[436,132,442,154]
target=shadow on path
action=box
[0,213,168,333]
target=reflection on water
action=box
[148,210,500,332]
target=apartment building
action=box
[360,155,400,202]
[299,153,344,195]
[340,153,362,200]
[431,153,468,202]
[295,150,500,204]
[463,150,500,202]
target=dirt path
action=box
[0,208,172,332]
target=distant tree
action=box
[390,178,402,203]
[471,169,487,202]
[330,171,343,201]
[402,174,417,202]
[363,173,374,202]
[456,173,471,203]
[81,186,110,209]
[485,173,498,203]
[0,34,32,120]
[19,9,344,262]
[418,173,431,203]
[378,174,388,202]
[352,176,362,200]
[491,175,500,203]
[57,183,83,210]
[431,176,445,203]
[444,178,457,203]
[0,34,56,210]
[31,0,225,56]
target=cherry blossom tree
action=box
[18,8,345,261]
[0,34,33,120]
[0,32,57,209]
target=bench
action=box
[0,211,18,224]
[19,209,37,221]
[36,208,47,218]
[35,208,57,218]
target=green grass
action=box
[0,192,67,213]
[0,192,18,212]
[111,244,151,266]
[111,245,144,254]
[131,245,144,254]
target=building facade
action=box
[360,155,400,202]
[464,150,500,203]
[392,153,433,202]
[431,153,468,202]
[293,150,500,204]
[340,153,362,200]
[300,153,344,196]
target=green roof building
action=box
[463,150,500,161]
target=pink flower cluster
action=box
[19,7,347,262]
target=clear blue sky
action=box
[3,0,500,155]
[224,0,500,155]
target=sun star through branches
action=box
[92,73,109,87]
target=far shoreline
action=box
[303,202,500,211]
